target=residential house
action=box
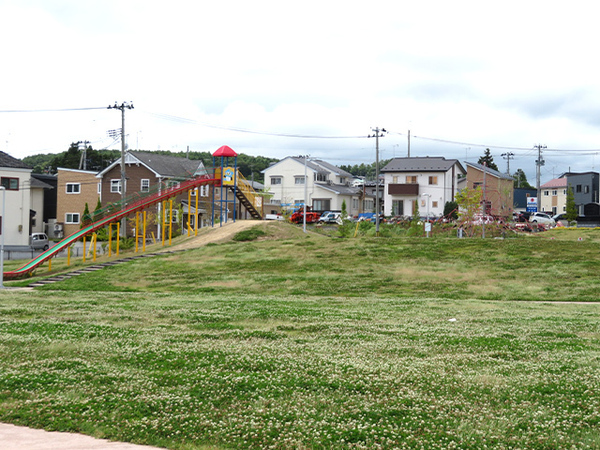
[381,157,465,218]
[464,162,513,218]
[96,151,210,236]
[540,177,568,215]
[565,172,599,215]
[0,151,34,246]
[56,168,100,238]
[262,156,364,216]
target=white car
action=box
[529,212,555,226]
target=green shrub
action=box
[233,227,267,241]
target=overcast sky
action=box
[2,0,600,184]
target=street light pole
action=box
[422,193,431,238]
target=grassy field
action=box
[1,222,600,449]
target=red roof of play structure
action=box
[213,145,238,157]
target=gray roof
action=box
[315,182,361,195]
[128,151,206,178]
[310,159,354,178]
[465,161,514,181]
[30,177,54,189]
[381,157,463,173]
[0,151,30,170]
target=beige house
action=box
[540,177,568,215]
[56,168,100,238]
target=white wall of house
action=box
[30,188,45,233]
[383,169,460,217]
[1,167,33,246]
[264,158,315,209]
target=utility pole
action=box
[407,129,411,158]
[534,144,546,213]
[108,101,134,236]
[77,140,90,170]
[501,152,514,175]
[369,127,387,236]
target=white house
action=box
[381,157,465,218]
[262,156,365,215]
[0,151,35,246]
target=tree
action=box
[565,185,577,223]
[512,169,533,189]
[443,201,458,220]
[81,203,92,228]
[477,148,499,172]
[455,187,484,237]
[341,199,347,219]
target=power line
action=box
[0,107,107,113]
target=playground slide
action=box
[3,177,216,280]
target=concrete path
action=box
[0,423,164,449]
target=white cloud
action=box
[1,0,600,185]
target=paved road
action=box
[0,423,164,449]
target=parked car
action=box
[30,233,49,251]
[529,212,555,226]
[318,211,342,224]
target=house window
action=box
[584,185,589,194]
[295,199,304,207]
[200,185,209,197]
[315,173,328,182]
[406,176,417,184]
[563,189,567,195]
[432,201,438,208]
[313,199,331,211]
[428,176,438,185]
[392,176,398,183]
[271,177,282,185]
[97,183,101,194]
[364,199,374,211]
[576,185,582,192]
[65,213,80,224]
[141,179,150,192]
[352,198,359,209]
[552,190,557,196]
[66,183,81,194]
[111,179,121,193]
[166,180,180,189]
[295,177,305,185]
[0,177,19,190]
[339,177,346,184]
[392,200,404,216]
[543,190,549,196]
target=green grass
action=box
[1,224,600,449]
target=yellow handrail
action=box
[235,170,262,211]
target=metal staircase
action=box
[230,170,263,219]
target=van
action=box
[30,233,49,251]
[318,211,342,224]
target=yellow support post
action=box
[169,198,173,246]
[162,200,166,247]
[195,187,199,236]
[135,212,140,253]
[92,233,97,262]
[67,245,71,266]
[82,236,86,263]
[48,256,51,271]
[187,190,192,236]
[143,211,147,252]
[116,222,120,256]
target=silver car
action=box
[529,212,556,226]
[30,233,49,250]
